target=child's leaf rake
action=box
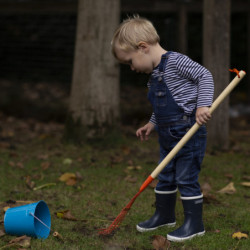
[98,69,246,235]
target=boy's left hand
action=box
[196,107,211,125]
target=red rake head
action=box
[98,176,154,235]
[98,191,141,235]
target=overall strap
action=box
[159,51,172,73]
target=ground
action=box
[0,81,249,249]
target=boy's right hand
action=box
[136,122,155,141]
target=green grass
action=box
[0,120,250,249]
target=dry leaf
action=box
[41,161,51,170]
[241,182,250,187]
[121,146,131,155]
[124,175,137,183]
[63,158,73,165]
[16,162,24,169]
[224,173,233,179]
[59,173,76,182]
[0,200,36,212]
[110,155,123,164]
[37,154,49,160]
[3,206,10,212]
[203,193,220,204]
[1,235,32,248]
[232,231,248,240]
[201,182,212,195]
[126,165,142,170]
[152,235,170,250]
[59,172,77,186]
[33,183,56,191]
[0,229,5,237]
[8,161,15,167]
[66,177,77,186]
[55,210,77,221]
[75,172,83,180]
[25,176,35,189]
[242,175,250,181]
[217,182,236,194]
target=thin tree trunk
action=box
[203,0,231,150]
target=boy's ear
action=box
[137,41,150,53]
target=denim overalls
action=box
[148,52,207,197]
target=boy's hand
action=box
[196,107,211,125]
[136,122,155,141]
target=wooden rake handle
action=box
[148,70,246,181]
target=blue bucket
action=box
[4,200,51,239]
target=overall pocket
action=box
[168,123,190,140]
[155,90,167,107]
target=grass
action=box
[0,116,250,249]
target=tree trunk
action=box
[69,0,120,137]
[248,11,250,104]
[178,4,187,54]
[203,0,231,150]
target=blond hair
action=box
[111,15,160,56]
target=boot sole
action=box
[136,222,176,232]
[167,230,205,242]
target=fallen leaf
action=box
[241,182,250,187]
[203,193,220,204]
[1,235,32,249]
[63,158,73,165]
[25,176,35,189]
[33,183,56,191]
[201,182,212,195]
[37,154,49,160]
[55,210,77,221]
[16,162,24,169]
[232,231,248,240]
[0,200,36,212]
[126,165,142,171]
[41,161,51,170]
[121,146,131,155]
[224,173,233,179]
[0,229,5,237]
[217,182,236,194]
[8,161,15,167]
[152,235,170,250]
[124,175,137,183]
[110,155,123,164]
[59,173,76,182]
[59,173,77,186]
[3,206,10,212]
[242,175,250,181]
[66,177,77,186]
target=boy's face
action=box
[114,45,154,74]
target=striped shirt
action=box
[148,52,214,125]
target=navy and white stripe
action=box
[148,52,214,125]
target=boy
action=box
[111,16,214,242]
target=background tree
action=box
[203,0,231,149]
[69,0,120,137]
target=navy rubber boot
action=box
[167,196,205,242]
[136,190,177,232]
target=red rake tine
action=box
[99,70,246,235]
[98,176,154,235]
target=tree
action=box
[203,0,231,149]
[68,0,120,138]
